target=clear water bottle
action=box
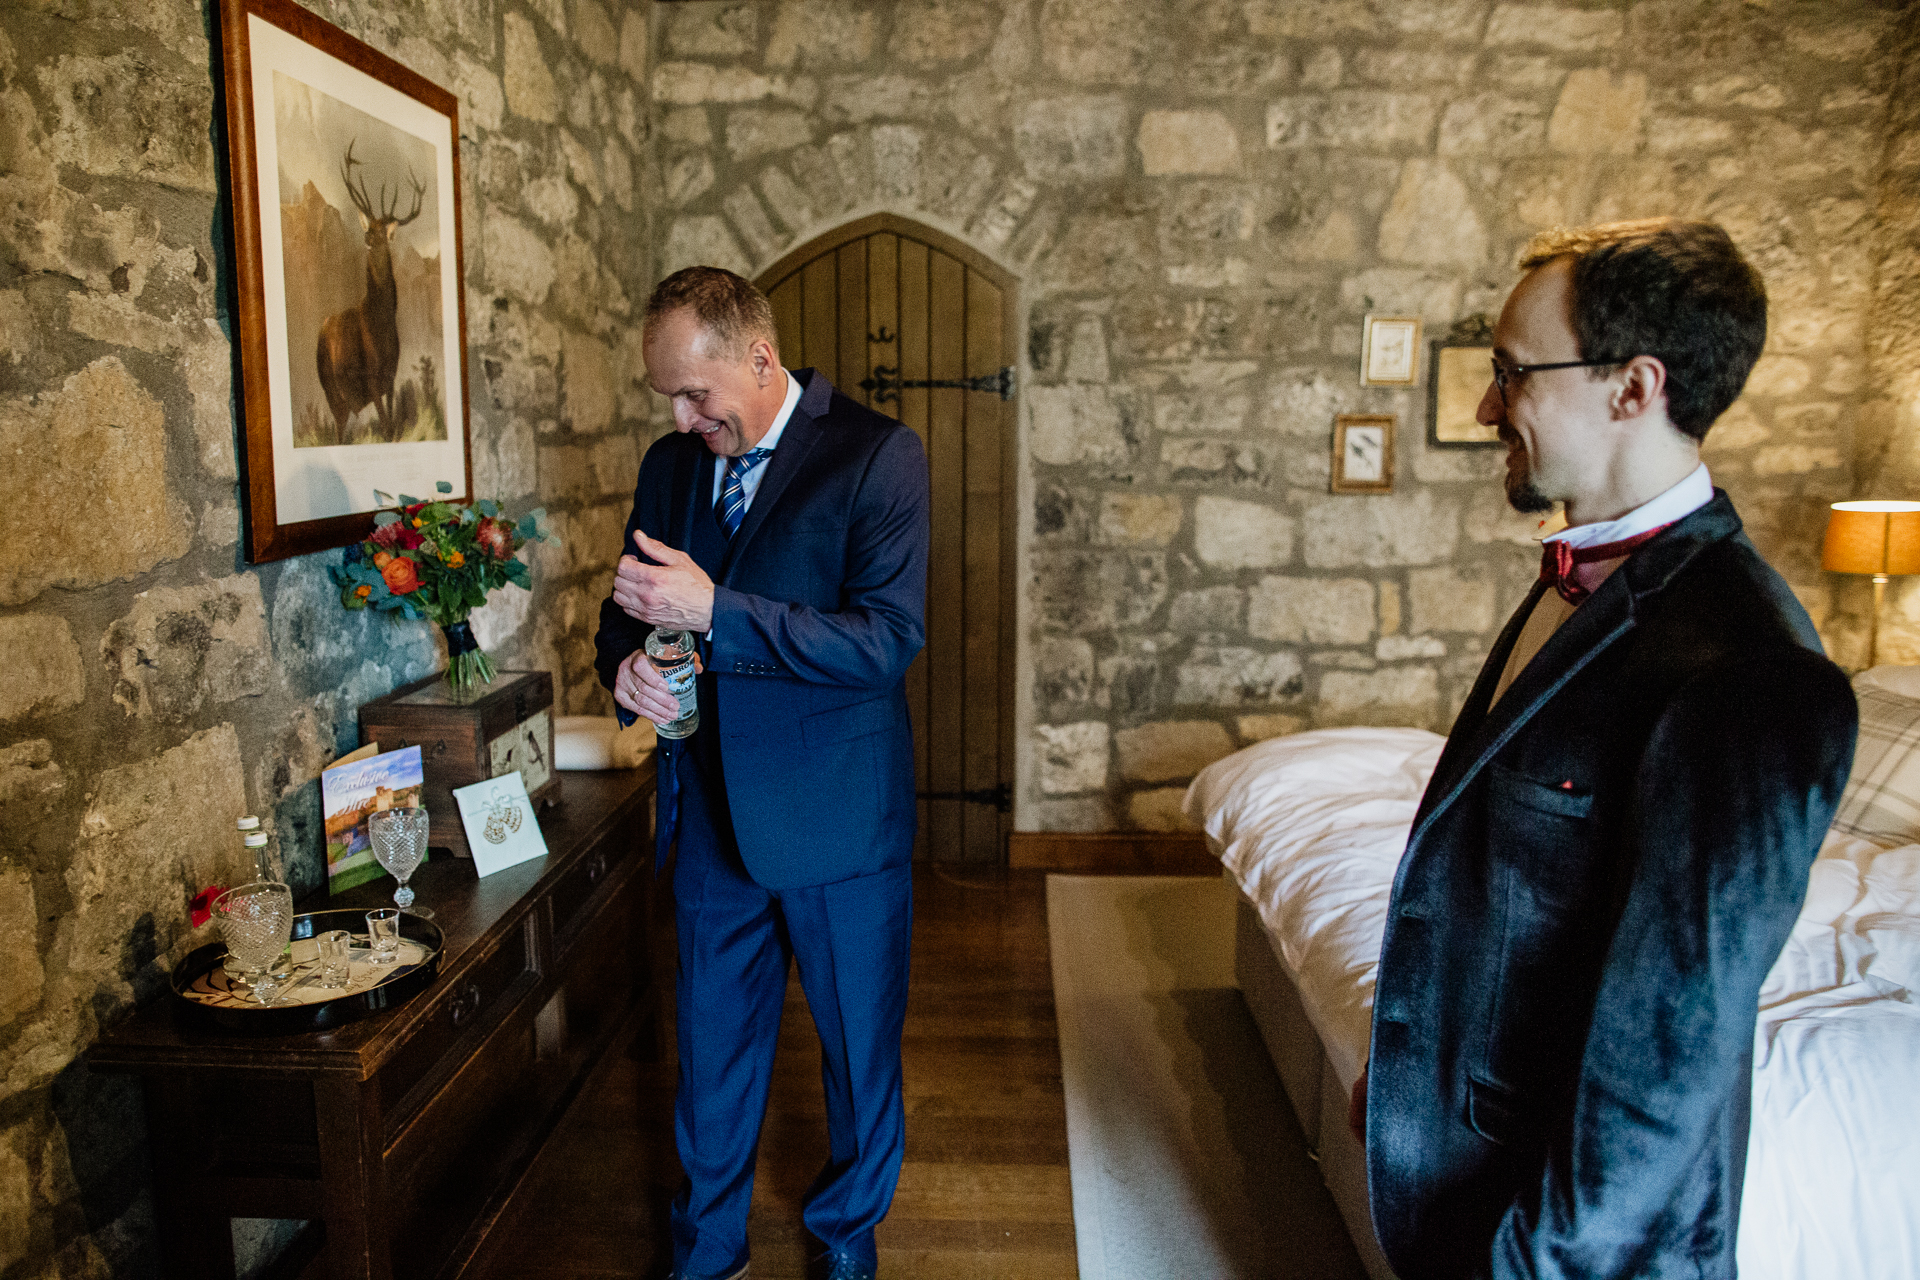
[644,629,700,739]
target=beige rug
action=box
[1048,874,1365,1280]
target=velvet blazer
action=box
[1366,492,1857,1280]
[594,369,930,890]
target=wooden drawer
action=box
[547,826,642,954]
[377,915,540,1124]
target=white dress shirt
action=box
[709,368,801,509]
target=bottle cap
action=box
[244,832,269,847]
[237,815,261,831]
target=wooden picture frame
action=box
[219,0,473,563]
[1331,414,1395,494]
[1361,315,1421,386]
[1428,341,1500,448]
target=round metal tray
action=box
[171,908,443,1034]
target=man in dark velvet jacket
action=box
[1360,220,1858,1279]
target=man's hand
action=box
[612,530,715,632]
[612,647,703,727]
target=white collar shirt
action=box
[709,368,801,508]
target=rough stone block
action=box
[665,152,719,205]
[872,124,924,204]
[1115,719,1234,783]
[1303,491,1461,568]
[454,53,506,132]
[891,0,999,64]
[661,215,752,277]
[524,173,581,228]
[66,724,247,983]
[1246,0,1377,40]
[1338,267,1463,326]
[1035,636,1096,708]
[1029,385,1131,466]
[560,130,605,204]
[1437,94,1548,156]
[1266,93,1437,151]
[0,866,42,1021]
[664,1,757,56]
[0,616,85,724]
[727,108,817,162]
[1040,0,1165,84]
[0,739,63,813]
[1026,795,1117,832]
[1157,390,1250,434]
[561,331,616,434]
[765,0,878,68]
[1378,635,1446,660]
[102,575,271,721]
[483,211,559,304]
[1248,577,1375,644]
[1236,712,1306,742]
[974,175,1040,247]
[3,358,191,607]
[1315,666,1441,728]
[723,186,783,262]
[1691,75,1785,111]
[1753,444,1844,475]
[1194,495,1294,569]
[590,436,641,496]
[1097,492,1183,545]
[757,165,819,233]
[1265,368,1351,435]
[504,14,559,123]
[1174,646,1305,707]
[1064,316,1112,383]
[41,52,214,190]
[1485,4,1623,51]
[1137,110,1242,176]
[1014,96,1129,181]
[1378,160,1487,267]
[1036,720,1110,794]
[1548,69,1647,155]
[1032,549,1168,631]
[1169,586,1246,633]
[1408,564,1500,633]
[1127,786,1199,832]
[652,63,812,107]
[1647,115,1736,153]
[1745,354,1813,399]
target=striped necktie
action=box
[716,448,774,539]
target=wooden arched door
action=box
[757,214,1017,864]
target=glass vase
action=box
[441,620,496,695]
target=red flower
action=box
[382,556,421,594]
[370,521,423,552]
[475,517,514,560]
[190,884,227,929]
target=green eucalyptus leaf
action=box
[436,480,453,493]
[373,511,400,527]
[475,498,499,517]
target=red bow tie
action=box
[1539,524,1671,605]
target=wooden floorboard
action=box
[464,866,1077,1280]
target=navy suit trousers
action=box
[668,746,913,1276]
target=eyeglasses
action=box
[1490,355,1629,404]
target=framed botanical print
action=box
[1331,414,1395,494]
[219,0,473,563]
[1428,341,1500,448]
[1361,315,1421,386]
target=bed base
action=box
[1234,889,1399,1280]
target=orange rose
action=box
[372,550,393,569]
[382,557,421,594]
[446,550,465,568]
[354,584,372,599]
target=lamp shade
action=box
[1821,501,1920,575]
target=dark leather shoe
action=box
[821,1252,875,1280]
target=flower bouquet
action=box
[330,482,556,693]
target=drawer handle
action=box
[449,981,484,1029]
[586,851,608,885]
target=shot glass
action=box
[317,929,354,989]
[366,908,402,966]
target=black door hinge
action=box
[916,782,1012,813]
[859,366,1016,403]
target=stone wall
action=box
[1858,2,1920,663]
[0,0,649,1271]
[643,0,1907,832]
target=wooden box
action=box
[358,670,559,859]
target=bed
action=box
[1185,669,1920,1280]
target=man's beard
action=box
[1506,471,1553,513]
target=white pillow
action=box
[1855,665,1920,700]
[554,716,655,770]
[1833,676,1920,847]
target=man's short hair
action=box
[1518,218,1767,441]
[644,266,779,361]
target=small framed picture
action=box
[1331,414,1395,494]
[1428,342,1500,448]
[1362,315,1421,386]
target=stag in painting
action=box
[273,72,447,448]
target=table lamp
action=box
[1821,500,1920,668]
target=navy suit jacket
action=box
[1366,492,1857,1280]
[594,370,930,890]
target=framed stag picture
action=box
[219,0,472,563]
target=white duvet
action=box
[1186,727,1920,1280]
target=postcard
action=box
[453,770,549,878]
[321,744,425,893]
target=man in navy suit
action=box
[595,267,929,1280]
[1359,221,1857,1278]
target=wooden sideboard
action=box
[89,766,657,1280]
